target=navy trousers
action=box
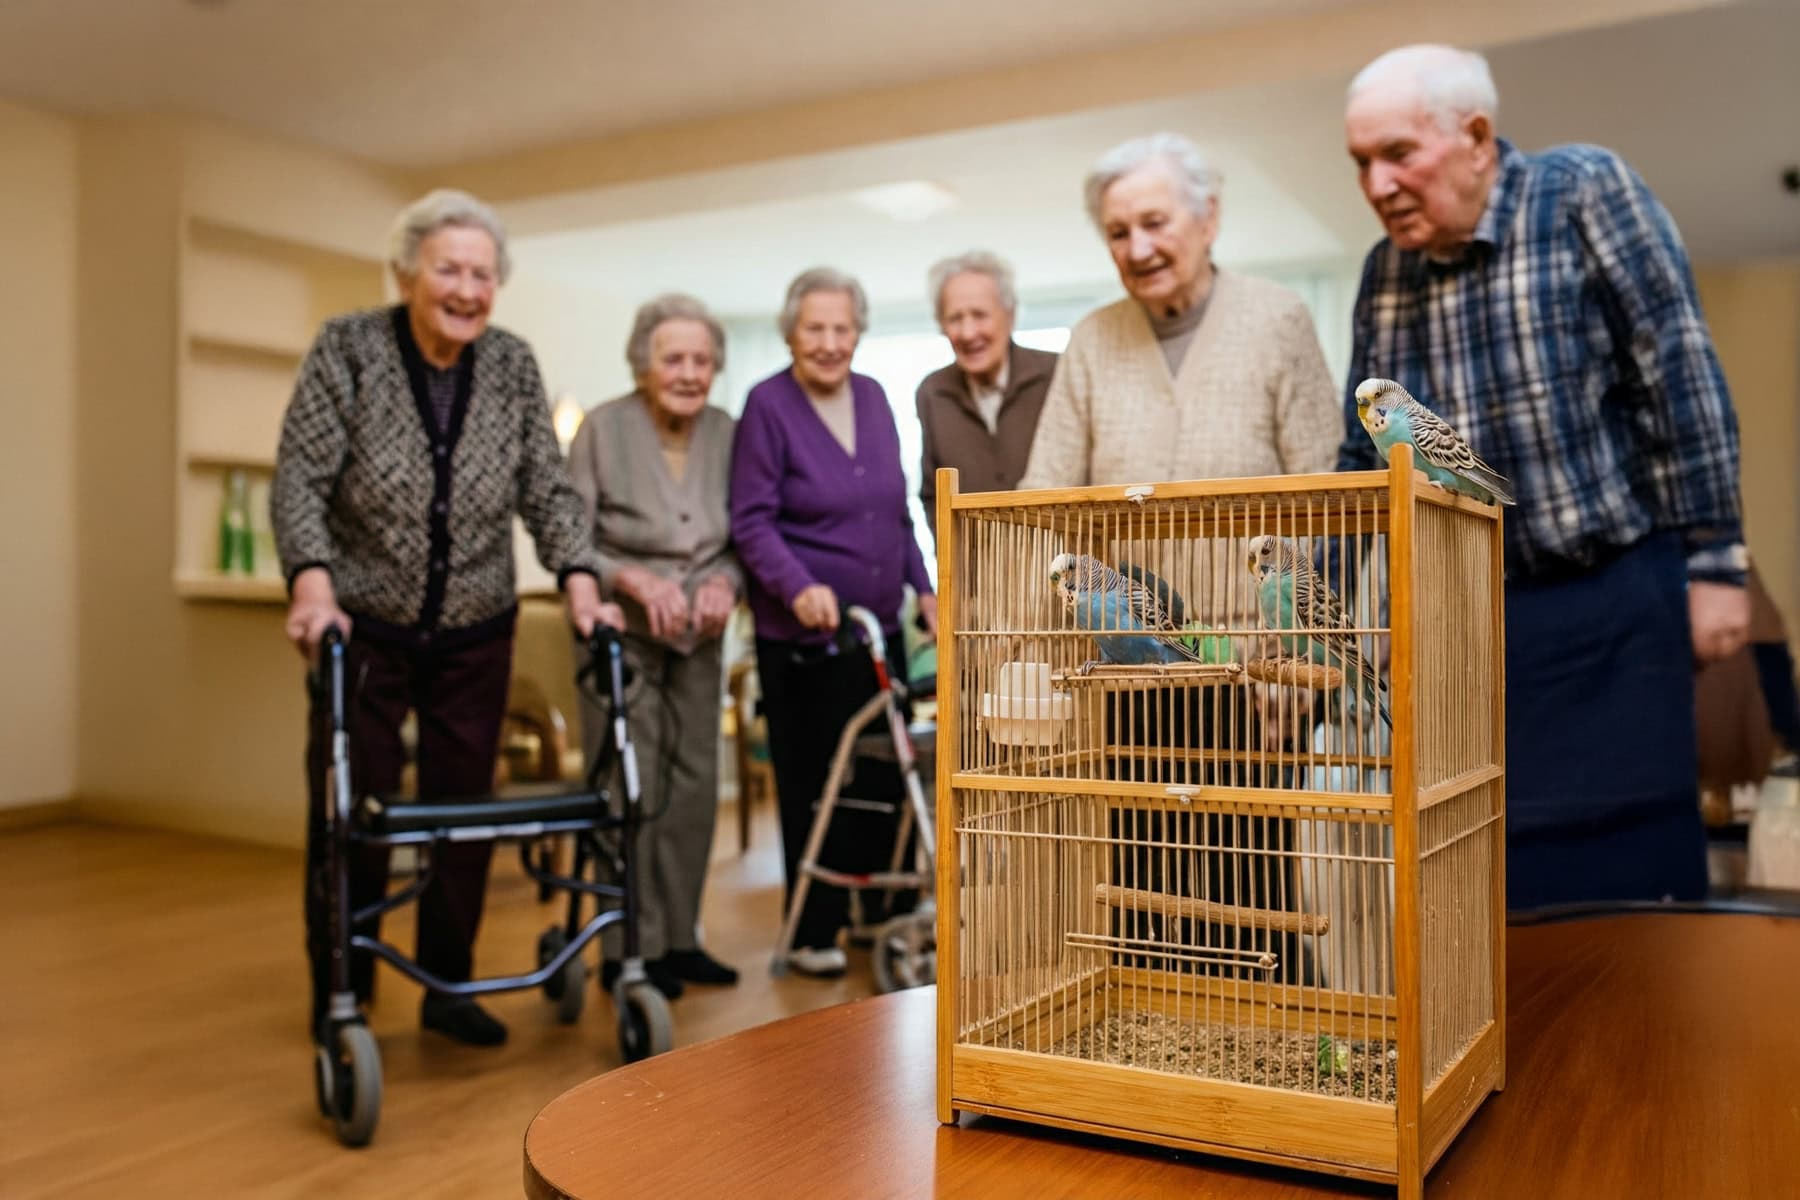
[1503,534,1707,909]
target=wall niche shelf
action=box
[172,571,287,604]
[187,333,307,368]
[187,452,277,473]
[175,215,385,605]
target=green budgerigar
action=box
[1246,534,1391,728]
[1355,377,1516,506]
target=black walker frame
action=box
[312,624,672,1147]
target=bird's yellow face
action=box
[1354,379,1390,433]
[1246,535,1274,581]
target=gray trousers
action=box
[580,637,723,961]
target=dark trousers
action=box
[1504,533,1707,909]
[757,634,911,951]
[305,631,513,1023]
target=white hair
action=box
[625,293,726,378]
[927,251,1017,319]
[1083,133,1223,230]
[387,188,512,284]
[1348,44,1499,132]
[777,267,869,339]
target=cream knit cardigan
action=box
[1015,270,1343,632]
[1018,269,1341,490]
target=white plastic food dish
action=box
[980,662,1073,746]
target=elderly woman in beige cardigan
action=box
[567,294,743,1000]
[1019,136,1339,968]
[1020,133,1341,747]
[1019,132,1339,489]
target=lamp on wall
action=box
[552,392,584,450]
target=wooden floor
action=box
[0,803,878,1198]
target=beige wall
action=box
[496,270,638,420]
[73,117,411,847]
[0,99,80,810]
[1698,260,1800,631]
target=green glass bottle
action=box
[220,469,254,575]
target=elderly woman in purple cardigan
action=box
[729,267,938,978]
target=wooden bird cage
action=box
[932,447,1505,1200]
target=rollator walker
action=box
[770,606,938,993]
[312,623,670,1148]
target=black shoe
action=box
[601,958,684,1000]
[660,948,740,986]
[420,995,508,1047]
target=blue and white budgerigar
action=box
[1354,377,1515,507]
[1246,535,1391,728]
[1048,552,1201,671]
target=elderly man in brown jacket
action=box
[914,251,1058,542]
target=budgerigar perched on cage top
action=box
[1354,377,1516,506]
[1247,534,1392,727]
[1048,552,1201,671]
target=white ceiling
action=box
[507,0,1800,317]
[0,0,1352,168]
[2,0,1790,321]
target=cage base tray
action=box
[1018,1009,1397,1104]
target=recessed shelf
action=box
[186,216,383,275]
[187,452,276,472]
[187,332,307,367]
[176,214,385,603]
[173,570,287,604]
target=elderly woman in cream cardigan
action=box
[1019,132,1342,751]
[1019,131,1339,490]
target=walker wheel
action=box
[538,927,588,1023]
[315,1022,381,1147]
[614,980,674,1063]
[871,911,937,994]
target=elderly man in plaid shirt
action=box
[1335,44,1750,909]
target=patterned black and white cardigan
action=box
[272,306,598,644]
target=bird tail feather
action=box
[1464,462,1516,506]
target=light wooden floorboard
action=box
[0,802,879,1198]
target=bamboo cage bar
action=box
[935,448,1506,1198]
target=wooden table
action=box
[525,913,1800,1199]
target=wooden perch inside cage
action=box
[1243,657,1344,691]
[1053,662,1245,686]
[1065,930,1279,973]
[1094,883,1331,937]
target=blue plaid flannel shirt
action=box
[1334,139,1745,586]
